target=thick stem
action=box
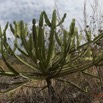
[46,79,56,103]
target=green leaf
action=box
[0,72,17,77]
[55,31,62,46]
[3,23,9,42]
[46,29,55,66]
[69,19,75,36]
[2,55,19,75]
[15,44,28,56]
[32,19,39,60]
[0,26,2,37]
[3,22,9,33]
[19,21,30,55]
[78,32,82,47]
[38,12,46,70]
[85,30,91,42]
[63,29,71,54]
[0,80,28,93]
[14,54,38,71]
[43,11,52,27]
[52,10,57,28]
[1,39,19,75]
[10,24,15,34]
[57,13,66,26]
[93,32,103,43]
[84,47,92,57]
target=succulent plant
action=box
[0,10,103,102]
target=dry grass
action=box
[0,57,103,103]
